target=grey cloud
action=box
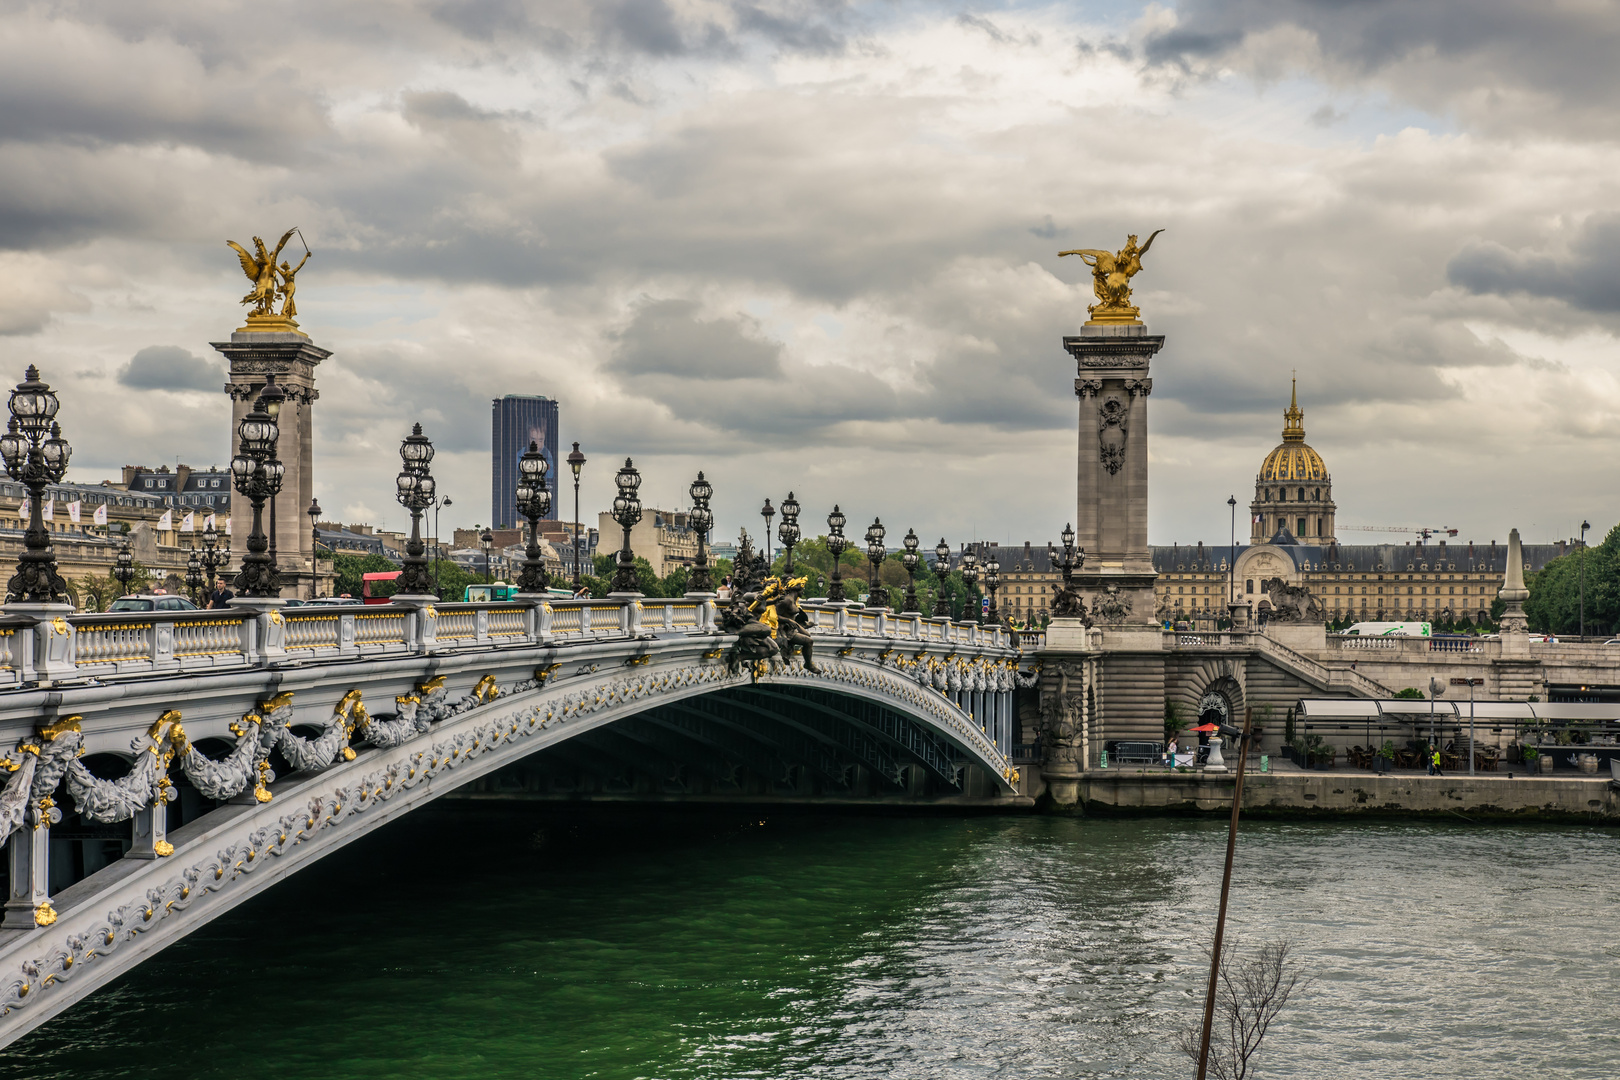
[1448,215,1620,314]
[1142,0,1620,135]
[1309,104,1346,128]
[118,346,225,392]
[607,299,785,380]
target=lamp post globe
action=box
[610,458,644,594]
[228,378,284,599]
[515,439,553,594]
[864,518,887,609]
[778,492,801,574]
[1,366,72,605]
[687,471,715,594]
[960,549,980,625]
[932,538,952,618]
[984,555,1001,626]
[900,528,922,613]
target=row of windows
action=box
[142,476,227,490]
[1259,487,1325,503]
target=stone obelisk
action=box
[211,234,325,599]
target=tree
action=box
[1179,939,1307,1080]
[75,562,155,612]
[329,553,400,599]
[1525,521,1620,636]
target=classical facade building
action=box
[1151,381,1566,626]
[597,507,699,578]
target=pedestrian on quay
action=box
[1428,745,1443,776]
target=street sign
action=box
[1450,677,1485,686]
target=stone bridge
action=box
[0,595,1030,1045]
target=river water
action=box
[2,807,1616,1079]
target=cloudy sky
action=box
[3,0,1618,551]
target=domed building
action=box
[1250,379,1336,546]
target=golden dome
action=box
[1258,379,1328,483]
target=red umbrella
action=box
[1190,723,1220,732]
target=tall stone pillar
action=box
[211,330,328,600]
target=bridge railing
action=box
[0,595,1036,687]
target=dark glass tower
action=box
[491,395,559,528]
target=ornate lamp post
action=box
[960,548,980,624]
[479,527,494,584]
[825,504,848,602]
[1580,518,1591,639]
[760,498,775,564]
[185,546,204,604]
[688,472,714,593]
[112,536,135,596]
[515,439,553,593]
[392,423,437,596]
[864,518,886,608]
[200,520,227,595]
[228,378,285,598]
[567,442,586,587]
[932,538,952,618]
[984,554,1001,626]
[0,366,71,604]
[778,492,801,574]
[610,458,644,594]
[307,497,322,598]
[901,529,921,613]
[1048,523,1086,619]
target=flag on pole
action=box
[40,500,52,521]
[204,513,216,531]
[181,511,195,533]
[157,509,172,531]
[17,497,27,519]
[93,504,107,526]
[223,516,232,536]
[67,500,81,524]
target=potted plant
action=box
[1376,740,1395,774]
[1316,743,1335,771]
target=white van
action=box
[1342,621,1432,638]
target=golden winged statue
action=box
[226,228,310,333]
[1059,229,1163,324]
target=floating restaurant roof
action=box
[1295,699,1620,723]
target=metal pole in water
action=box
[1197,704,1254,1080]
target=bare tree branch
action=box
[1179,938,1309,1079]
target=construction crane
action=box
[1338,525,1459,541]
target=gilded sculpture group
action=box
[227,227,312,325]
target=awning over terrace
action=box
[1295,699,1620,723]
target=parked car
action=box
[108,594,199,613]
[303,596,363,606]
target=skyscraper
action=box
[491,395,559,528]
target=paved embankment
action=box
[1079,769,1620,821]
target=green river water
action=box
[1,807,1616,1079]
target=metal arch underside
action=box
[507,682,974,796]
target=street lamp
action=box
[864,518,887,609]
[760,498,775,564]
[1580,518,1591,639]
[960,548,980,624]
[901,529,921,613]
[567,441,586,587]
[228,377,285,597]
[825,504,848,602]
[1049,523,1085,619]
[185,546,204,604]
[432,496,452,593]
[479,527,494,585]
[112,536,135,596]
[515,439,553,593]
[200,520,228,595]
[688,472,714,593]
[307,498,322,598]
[257,374,286,575]
[0,365,71,604]
[393,423,437,596]
[610,458,644,594]
[778,492,800,574]
[932,538,952,618]
[984,554,1001,626]
[1227,494,1237,626]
